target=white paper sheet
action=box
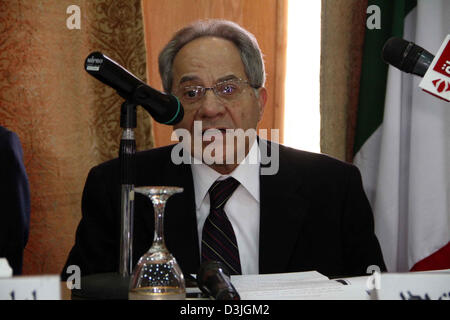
[0,258,13,278]
[231,271,370,300]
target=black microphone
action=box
[197,261,240,300]
[85,51,183,125]
[382,37,434,77]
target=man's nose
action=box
[197,89,225,118]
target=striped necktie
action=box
[201,177,242,275]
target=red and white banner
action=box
[419,34,450,102]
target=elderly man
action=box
[62,19,386,281]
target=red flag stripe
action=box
[410,242,450,272]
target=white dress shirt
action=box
[190,141,260,274]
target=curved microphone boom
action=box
[382,37,434,77]
[85,52,183,125]
[197,261,240,300]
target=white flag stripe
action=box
[354,1,450,272]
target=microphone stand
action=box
[119,100,136,277]
[71,100,137,300]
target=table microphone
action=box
[84,51,184,125]
[382,37,434,77]
[197,261,241,300]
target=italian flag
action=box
[353,0,450,272]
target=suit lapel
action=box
[258,141,309,274]
[135,147,200,275]
[161,161,200,275]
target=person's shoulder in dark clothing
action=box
[0,126,31,275]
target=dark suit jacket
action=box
[0,126,30,275]
[62,141,386,280]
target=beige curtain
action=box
[0,0,152,275]
[320,0,368,162]
[141,0,288,147]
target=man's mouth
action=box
[202,128,228,135]
[201,128,229,143]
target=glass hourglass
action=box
[129,186,186,300]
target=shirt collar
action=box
[191,140,260,209]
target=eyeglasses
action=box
[174,79,253,105]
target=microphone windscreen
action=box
[197,260,240,300]
[382,37,410,69]
[197,261,230,288]
[382,37,428,74]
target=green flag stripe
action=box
[353,0,417,156]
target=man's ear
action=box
[257,87,267,121]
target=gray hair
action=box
[158,19,266,93]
